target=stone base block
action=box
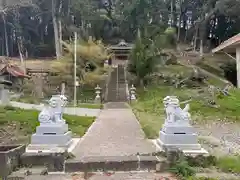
[65,155,167,172]
[158,131,201,150]
[36,123,68,134]
[157,139,202,151]
[20,152,65,172]
[162,124,195,134]
[31,131,72,146]
[26,138,80,154]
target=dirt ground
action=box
[0,124,30,145]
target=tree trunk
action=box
[193,24,198,52]
[10,29,14,56]
[199,18,208,57]
[170,0,174,27]
[58,19,62,54]
[52,0,61,60]
[139,79,144,87]
[183,18,188,43]
[2,13,9,57]
[177,3,182,42]
[17,37,25,74]
[199,39,203,56]
[58,0,63,55]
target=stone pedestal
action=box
[26,95,74,153]
[156,96,208,155]
[157,123,201,150]
[31,123,72,146]
[0,88,10,105]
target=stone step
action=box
[65,156,167,173]
[20,152,65,172]
[8,171,178,180]
[106,64,127,102]
[7,167,50,180]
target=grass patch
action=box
[158,64,192,77]
[133,111,164,138]
[132,85,240,138]
[216,155,240,173]
[11,96,42,104]
[197,60,224,78]
[0,106,95,138]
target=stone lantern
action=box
[95,84,102,104]
[129,84,136,101]
[0,78,12,105]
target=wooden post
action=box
[237,47,240,88]
[61,82,65,95]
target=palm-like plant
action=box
[54,37,110,86]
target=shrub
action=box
[216,155,240,173]
[169,158,196,178]
[185,177,218,180]
[186,155,217,168]
[220,61,237,86]
[4,106,17,111]
[128,30,159,86]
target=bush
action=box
[4,106,17,111]
[164,27,177,47]
[169,159,196,178]
[220,61,237,86]
[216,155,240,173]
[186,155,217,168]
[128,29,159,86]
[185,177,218,180]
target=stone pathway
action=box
[1,101,100,117]
[72,103,156,159]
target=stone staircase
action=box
[106,65,127,102]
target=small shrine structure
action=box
[212,33,240,88]
[0,63,30,87]
[110,40,133,60]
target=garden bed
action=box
[0,106,95,145]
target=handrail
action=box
[103,68,112,102]
[124,65,129,101]
[116,65,119,100]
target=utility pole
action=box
[74,32,77,108]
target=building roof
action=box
[212,33,240,53]
[110,40,133,50]
[0,64,30,78]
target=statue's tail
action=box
[183,104,190,112]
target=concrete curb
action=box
[65,155,167,172]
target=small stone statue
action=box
[163,96,191,125]
[38,95,67,124]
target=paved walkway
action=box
[1,101,100,117]
[72,103,156,159]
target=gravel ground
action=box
[194,121,240,156]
